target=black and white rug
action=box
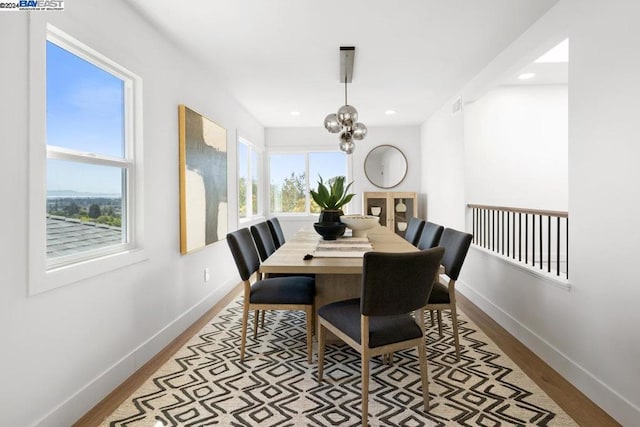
[102,297,576,426]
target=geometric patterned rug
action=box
[101,297,577,426]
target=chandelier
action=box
[323,46,367,154]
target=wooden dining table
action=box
[259,225,425,332]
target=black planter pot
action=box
[313,222,346,240]
[318,209,344,223]
[315,209,346,240]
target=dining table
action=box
[259,224,431,337]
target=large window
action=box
[238,138,262,220]
[269,151,348,214]
[29,25,144,294]
[46,36,133,267]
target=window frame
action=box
[237,136,264,223]
[267,149,351,216]
[28,23,146,296]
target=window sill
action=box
[239,215,267,226]
[29,248,148,296]
[270,214,320,221]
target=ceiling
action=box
[503,38,568,86]
[126,0,560,127]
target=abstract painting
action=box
[178,105,227,254]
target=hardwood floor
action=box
[76,285,620,426]
[73,283,243,427]
[456,292,620,427]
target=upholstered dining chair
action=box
[251,221,314,331]
[317,248,445,426]
[250,222,277,263]
[417,221,444,250]
[404,217,425,246]
[425,228,473,361]
[267,217,286,249]
[226,228,316,363]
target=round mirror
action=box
[364,145,408,188]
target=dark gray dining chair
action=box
[404,217,425,246]
[227,228,315,363]
[267,217,286,249]
[425,228,473,361]
[250,222,277,262]
[417,221,444,250]
[318,247,445,426]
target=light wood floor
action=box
[456,293,619,427]
[75,286,620,426]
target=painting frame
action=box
[178,104,228,254]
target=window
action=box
[29,25,144,294]
[238,138,262,220]
[269,151,348,214]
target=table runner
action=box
[313,237,373,258]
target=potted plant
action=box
[311,175,355,221]
[310,175,355,240]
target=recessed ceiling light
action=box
[290,111,300,116]
[535,38,569,63]
[385,110,397,115]
[518,73,536,80]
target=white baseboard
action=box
[457,281,639,426]
[34,278,239,427]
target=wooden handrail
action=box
[467,204,568,218]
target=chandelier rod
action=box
[344,70,348,105]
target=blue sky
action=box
[46,41,124,195]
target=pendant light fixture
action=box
[323,46,367,154]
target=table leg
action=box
[315,273,361,343]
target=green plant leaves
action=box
[310,174,355,210]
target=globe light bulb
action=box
[324,113,342,133]
[339,130,355,154]
[337,105,358,128]
[352,122,367,140]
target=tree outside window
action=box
[269,152,348,214]
[238,138,262,220]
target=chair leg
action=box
[418,340,430,411]
[260,310,265,328]
[305,306,313,363]
[253,310,259,339]
[450,304,461,362]
[240,303,250,362]
[362,354,370,427]
[318,325,326,381]
[430,309,435,327]
[436,310,443,337]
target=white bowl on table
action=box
[340,214,380,238]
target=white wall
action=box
[0,2,263,426]
[421,0,640,424]
[266,126,421,238]
[421,107,466,229]
[465,85,568,210]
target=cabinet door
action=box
[364,191,418,237]
[391,194,415,238]
[364,193,388,229]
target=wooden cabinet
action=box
[363,192,418,239]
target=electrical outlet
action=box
[204,268,210,282]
